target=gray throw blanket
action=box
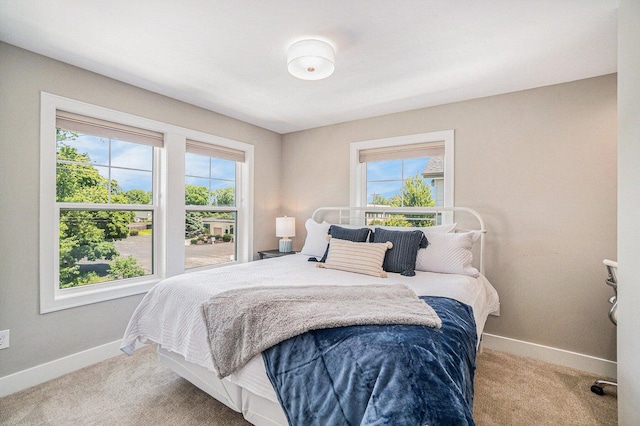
[201,284,442,378]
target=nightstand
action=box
[258,249,297,260]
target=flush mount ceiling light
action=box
[287,39,335,80]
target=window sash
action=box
[57,206,156,288]
[185,209,237,270]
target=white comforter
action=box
[121,254,499,401]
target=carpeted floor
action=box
[0,345,617,425]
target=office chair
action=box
[590,259,617,396]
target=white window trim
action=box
[40,92,254,313]
[349,130,454,222]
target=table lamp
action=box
[276,216,296,253]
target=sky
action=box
[366,157,431,203]
[59,134,235,193]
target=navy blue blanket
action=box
[262,296,477,426]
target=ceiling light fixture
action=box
[287,39,335,80]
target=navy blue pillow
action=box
[318,225,371,263]
[372,228,428,276]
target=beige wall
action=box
[0,42,282,377]
[282,74,618,361]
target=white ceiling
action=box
[0,0,618,134]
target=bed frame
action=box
[158,347,287,425]
[158,206,488,426]
[311,206,486,274]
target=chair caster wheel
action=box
[591,385,604,395]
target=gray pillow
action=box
[372,228,428,276]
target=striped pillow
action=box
[318,238,392,278]
[318,225,372,263]
[372,228,428,277]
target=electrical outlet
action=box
[0,329,10,349]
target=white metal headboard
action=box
[311,206,487,275]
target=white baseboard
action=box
[482,333,617,379]
[0,340,124,398]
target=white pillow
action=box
[415,231,480,277]
[318,238,392,278]
[299,219,331,258]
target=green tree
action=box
[388,175,434,208]
[185,185,208,238]
[56,131,136,287]
[108,256,145,280]
[369,174,435,227]
[123,189,151,205]
[185,212,205,239]
[185,184,212,205]
[184,185,235,236]
[212,186,235,206]
[370,193,390,206]
[56,131,102,201]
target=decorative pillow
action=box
[317,238,392,278]
[319,225,372,262]
[415,231,480,277]
[299,219,331,258]
[372,228,428,277]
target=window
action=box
[55,111,161,291]
[350,130,454,225]
[40,93,253,313]
[185,140,243,269]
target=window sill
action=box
[40,277,160,314]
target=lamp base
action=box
[279,239,292,253]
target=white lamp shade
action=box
[276,216,296,238]
[287,39,335,80]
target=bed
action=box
[121,207,499,425]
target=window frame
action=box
[40,93,253,313]
[349,130,455,222]
[184,143,241,270]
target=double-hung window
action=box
[40,93,254,313]
[350,130,454,225]
[184,140,243,269]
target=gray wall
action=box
[0,42,282,377]
[617,0,640,422]
[282,74,618,361]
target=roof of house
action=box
[422,156,444,178]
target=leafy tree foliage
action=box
[212,186,235,206]
[185,212,205,239]
[56,130,139,288]
[184,185,235,237]
[185,184,209,238]
[108,256,145,280]
[185,184,211,206]
[388,175,434,208]
[56,143,102,201]
[369,174,435,227]
[123,189,151,205]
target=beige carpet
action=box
[0,345,617,425]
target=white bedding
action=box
[121,254,499,404]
